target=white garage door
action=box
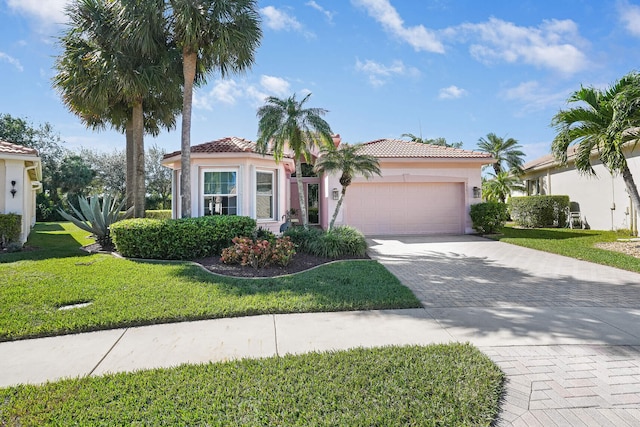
[344,182,464,235]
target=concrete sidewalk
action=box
[3,304,640,388]
[0,309,453,387]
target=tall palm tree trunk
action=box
[295,157,308,229]
[180,49,196,218]
[622,165,640,223]
[329,187,347,231]
[132,100,145,218]
[125,121,134,209]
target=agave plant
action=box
[58,194,131,246]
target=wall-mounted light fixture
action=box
[472,186,481,199]
[332,188,339,200]
[10,180,17,198]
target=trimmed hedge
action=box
[509,195,570,228]
[111,216,256,260]
[0,213,21,248]
[470,202,508,234]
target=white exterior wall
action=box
[1,158,40,243]
[525,153,640,231]
[324,159,485,234]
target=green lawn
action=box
[493,226,640,273]
[0,344,503,426]
[0,223,420,341]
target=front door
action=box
[290,178,321,226]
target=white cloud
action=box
[0,52,24,72]
[306,1,335,23]
[454,17,587,75]
[355,58,419,86]
[501,80,569,114]
[618,1,640,36]
[438,85,467,99]
[351,0,444,53]
[260,5,314,38]
[7,0,68,26]
[260,75,290,97]
[194,76,293,110]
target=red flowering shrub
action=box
[221,236,296,269]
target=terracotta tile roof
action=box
[163,136,280,160]
[0,140,38,156]
[357,138,494,159]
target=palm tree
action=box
[168,0,261,218]
[313,144,381,230]
[256,93,334,229]
[54,0,182,217]
[401,133,463,148]
[482,171,524,203]
[552,72,640,219]
[477,133,525,175]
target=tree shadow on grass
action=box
[497,227,606,240]
[0,227,91,263]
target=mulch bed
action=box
[82,243,369,278]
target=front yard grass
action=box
[0,223,420,341]
[493,226,640,273]
[0,344,503,426]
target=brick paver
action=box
[368,235,640,426]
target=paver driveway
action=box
[368,235,640,427]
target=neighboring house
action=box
[0,140,43,244]
[521,145,640,232]
[162,136,492,235]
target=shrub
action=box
[509,195,570,228]
[111,216,256,260]
[0,213,21,248]
[283,227,322,253]
[470,202,508,234]
[221,236,296,268]
[291,226,367,258]
[253,226,276,244]
[57,194,130,246]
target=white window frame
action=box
[201,169,239,216]
[255,170,275,221]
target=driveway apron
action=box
[368,235,640,426]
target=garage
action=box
[344,181,464,235]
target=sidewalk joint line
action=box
[272,315,279,357]
[87,328,129,377]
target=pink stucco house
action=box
[162,136,492,235]
[0,140,42,244]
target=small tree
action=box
[256,93,334,229]
[482,171,524,203]
[477,133,525,176]
[313,143,381,230]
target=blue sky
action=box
[1,0,639,162]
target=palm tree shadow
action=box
[370,246,640,345]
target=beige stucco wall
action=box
[324,159,485,234]
[524,151,640,231]
[164,153,293,234]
